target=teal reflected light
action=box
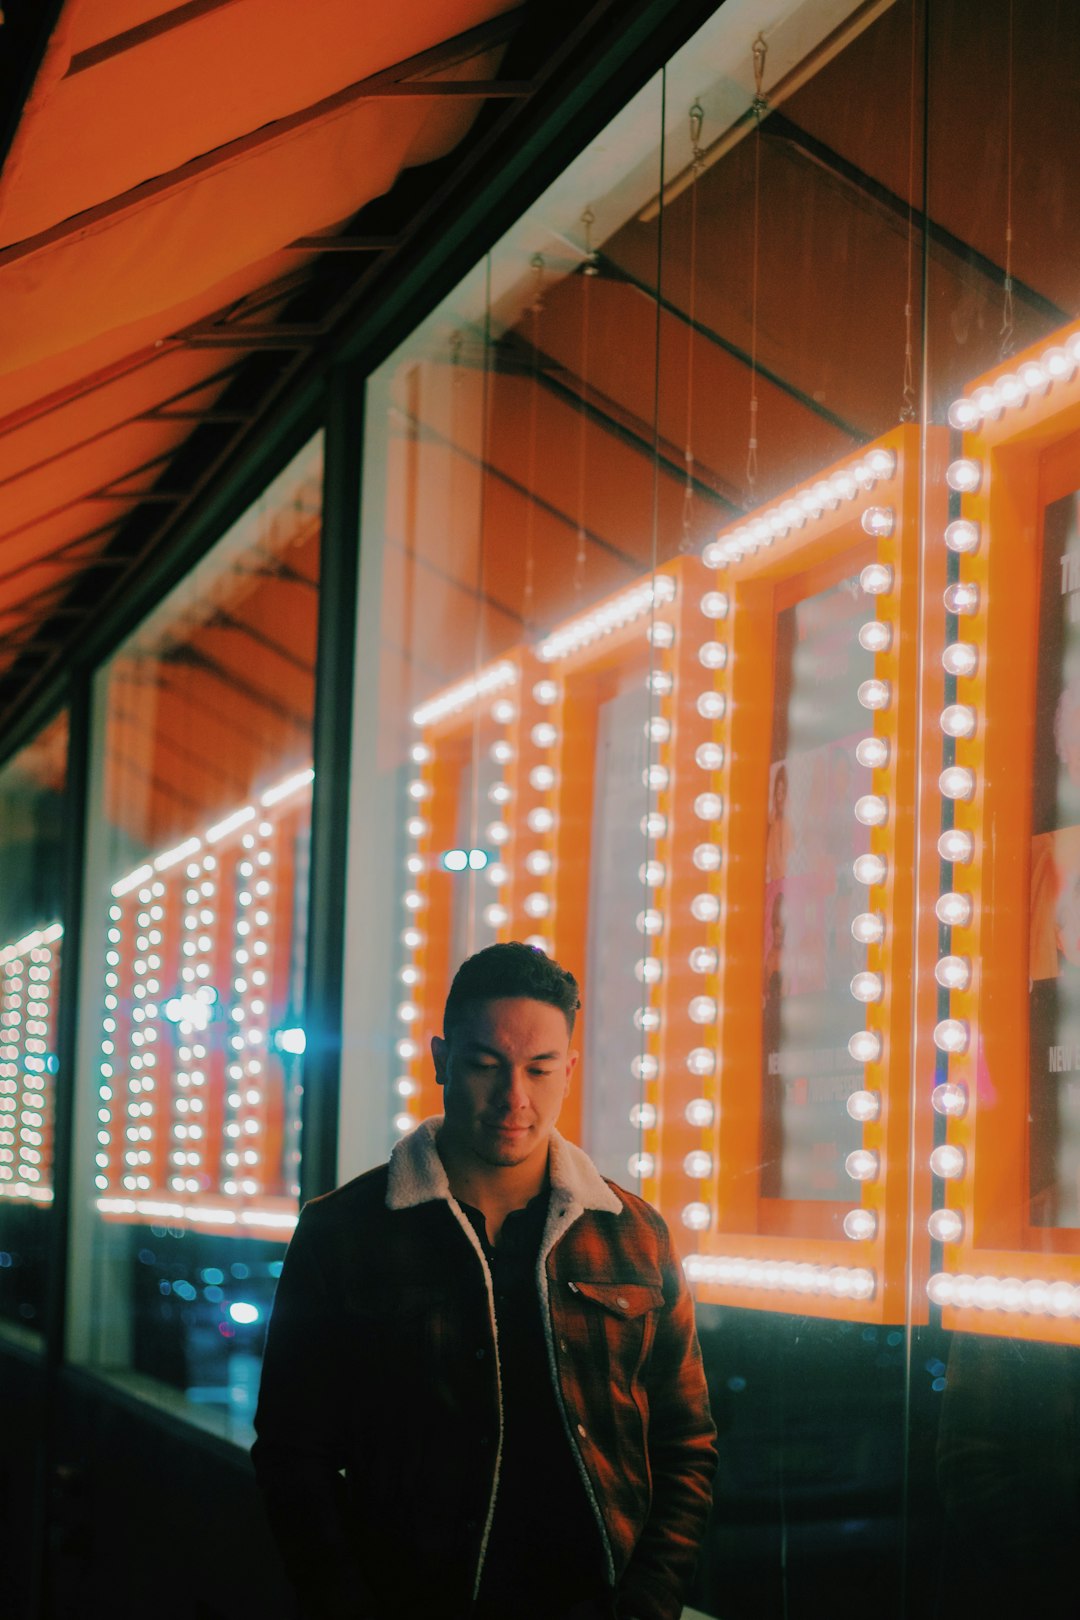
[441,848,489,872]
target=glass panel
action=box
[70,436,322,1439]
[0,710,68,1342]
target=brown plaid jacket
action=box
[252,1120,717,1620]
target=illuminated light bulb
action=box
[946,458,982,493]
[851,912,884,945]
[936,890,972,927]
[1022,1278,1051,1314]
[810,479,838,510]
[689,946,718,975]
[680,1097,715,1131]
[486,863,508,887]
[530,765,556,792]
[694,792,723,821]
[483,904,509,928]
[484,823,508,850]
[645,716,671,744]
[865,448,897,480]
[944,582,980,616]
[527,808,554,834]
[1018,358,1050,394]
[634,1007,660,1033]
[853,853,887,886]
[931,1082,968,1118]
[533,680,559,706]
[1049,1281,1076,1318]
[933,1017,969,1053]
[699,641,727,670]
[653,576,677,604]
[971,384,1002,418]
[947,397,981,430]
[394,1113,414,1136]
[846,1089,881,1123]
[401,927,424,951]
[639,861,666,888]
[843,1207,877,1241]
[997,372,1026,408]
[523,892,551,919]
[697,690,726,721]
[636,909,664,937]
[701,591,729,621]
[942,523,981,563]
[857,679,891,711]
[492,699,516,725]
[407,780,431,801]
[695,742,724,771]
[531,722,558,749]
[643,764,670,792]
[861,507,895,539]
[647,622,675,649]
[845,1149,879,1181]
[693,843,721,872]
[1043,345,1075,380]
[850,972,884,1004]
[403,890,425,912]
[690,893,720,924]
[781,501,805,529]
[934,954,972,994]
[397,1038,419,1062]
[686,1047,716,1077]
[858,621,892,653]
[630,1102,657,1131]
[701,541,725,568]
[854,794,888,827]
[800,489,824,518]
[397,1002,420,1024]
[939,765,975,801]
[526,850,552,877]
[488,782,512,805]
[855,735,889,769]
[941,704,976,739]
[926,1272,955,1306]
[688,996,717,1025]
[628,1151,655,1180]
[848,1029,882,1063]
[853,462,877,490]
[930,1144,966,1179]
[767,511,788,538]
[631,1054,659,1082]
[859,563,894,596]
[928,1207,963,1243]
[937,828,974,864]
[647,669,674,696]
[848,1269,877,1301]
[635,957,662,985]
[830,469,859,501]
[684,1150,713,1180]
[641,811,667,838]
[411,743,434,767]
[681,1202,712,1231]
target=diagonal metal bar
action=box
[67,0,246,75]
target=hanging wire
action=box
[746,35,768,498]
[999,0,1016,359]
[575,208,599,597]
[679,101,705,554]
[899,1,919,421]
[522,254,545,631]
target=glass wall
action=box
[343,0,1080,1613]
[69,435,322,1440]
[0,709,68,1343]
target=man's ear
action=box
[431,1034,449,1088]
[563,1047,579,1096]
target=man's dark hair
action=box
[443,942,581,1039]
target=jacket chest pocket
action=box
[566,1279,664,1372]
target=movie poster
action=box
[759,573,870,1201]
[1029,491,1080,1228]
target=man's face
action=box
[432,997,577,1175]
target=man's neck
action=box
[436,1129,550,1244]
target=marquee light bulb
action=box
[686,1047,716,1077]
[928,1207,963,1243]
[848,1029,882,1064]
[647,622,675,649]
[701,592,729,620]
[946,458,982,493]
[701,540,725,568]
[853,853,887,886]
[941,704,976,739]
[631,1054,659,1081]
[646,716,671,744]
[851,911,884,945]
[997,372,1026,408]
[845,1149,879,1182]
[936,891,972,927]
[527,808,554,834]
[694,792,723,821]
[530,765,556,792]
[830,469,858,501]
[855,735,889,769]
[697,690,726,721]
[629,1152,655,1179]
[861,507,895,539]
[935,955,971,991]
[685,1097,715,1128]
[641,811,667,838]
[693,843,722,872]
[938,829,974,864]
[944,582,980,616]
[648,669,674,696]
[634,1007,660,1033]
[526,850,552,877]
[940,765,975,801]
[533,680,559,705]
[800,489,824,518]
[850,972,884,1004]
[684,1150,713,1179]
[699,641,728,670]
[681,1202,712,1231]
[695,742,724,771]
[933,1017,969,1053]
[942,642,978,679]
[971,384,1001,418]
[846,1088,881,1122]
[857,679,891,712]
[843,1207,877,1241]
[1018,358,1050,393]
[483,904,509,928]
[689,946,718,974]
[865,448,897,479]
[854,794,888,827]
[781,501,805,529]
[688,996,717,1025]
[630,1102,657,1130]
[930,1144,966,1179]
[690,893,720,924]
[944,519,980,555]
[858,621,892,653]
[488,782,512,805]
[947,397,981,430]
[635,957,662,985]
[860,562,894,594]
[524,892,551,919]
[931,1082,968,1117]
[1043,345,1075,380]
[636,909,664,937]
[644,764,670,792]
[532,722,558,749]
[639,861,666,888]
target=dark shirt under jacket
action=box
[459,1192,610,1620]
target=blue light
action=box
[274,1026,307,1056]
[229,1302,261,1326]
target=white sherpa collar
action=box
[386,1115,622,1218]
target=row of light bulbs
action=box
[0,940,56,1199]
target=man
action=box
[252,942,717,1620]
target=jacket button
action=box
[560,1339,569,1353]
[576,1423,587,1439]
[615,1296,629,1310]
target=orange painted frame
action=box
[931,321,1080,1344]
[678,426,945,1324]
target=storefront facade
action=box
[3,1,1079,1614]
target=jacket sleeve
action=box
[251,1203,376,1620]
[616,1220,717,1620]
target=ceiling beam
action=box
[66,0,246,75]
